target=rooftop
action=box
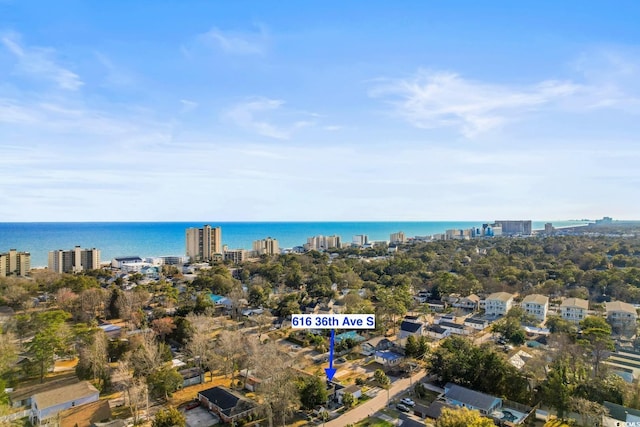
[32,381,99,411]
[560,297,589,309]
[486,292,513,302]
[444,383,502,412]
[606,301,637,315]
[522,294,549,305]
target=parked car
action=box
[396,403,410,412]
[401,398,415,407]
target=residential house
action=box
[30,381,100,425]
[360,337,393,356]
[560,298,589,324]
[421,401,455,421]
[198,386,257,424]
[464,317,489,331]
[179,367,203,388]
[426,299,446,312]
[438,321,472,335]
[453,294,481,311]
[398,317,424,339]
[443,383,502,415]
[10,377,80,408]
[374,350,403,367]
[336,384,362,404]
[425,324,451,340]
[602,401,640,427]
[606,301,638,334]
[521,294,549,323]
[484,292,514,317]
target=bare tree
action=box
[208,330,244,380]
[115,360,148,424]
[55,287,78,314]
[77,329,110,390]
[185,314,218,383]
[129,330,165,378]
[253,341,299,427]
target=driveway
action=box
[183,406,219,427]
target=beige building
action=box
[0,249,31,277]
[521,294,549,322]
[186,225,222,262]
[223,248,248,264]
[484,292,514,316]
[606,301,638,334]
[252,237,279,256]
[304,235,342,251]
[48,246,100,273]
[560,298,589,323]
[390,231,406,244]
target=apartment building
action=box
[484,292,514,316]
[560,298,589,323]
[0,249,31,277]
[606,301,638,334]
[493,220,532,236]
[389,231,406,244]
[185,225,222,262]
[48,247,100,273]
[304,235,342,251]
[252,237,279,256]
[224,248,248,264]
[521,294,549,323]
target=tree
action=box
[491,316,526,345]
[76,329,110,390]
[579,316,614,377]
[435,407,496,427]
[569,396,609,427]
[152,406,186,427]
[148,365,183,400]
[152,317,176,341]
[342,391,355,409]
[27,311,72,382]
[208,330,244,379]
[297,375,328,410]
[0,332,18,376]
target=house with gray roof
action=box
[603,401,640,426]
[30,381,99,425]
[444,383,502,415]
[198,386,257,424]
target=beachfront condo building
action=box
[186,225,222,262]
[304,235,342,251]
[252,237,279,256]
[390,231,406,244]
[48,246,101,273]
[0,249,31,277]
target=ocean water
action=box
[0,221,588,268]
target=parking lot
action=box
[183,406,219,427]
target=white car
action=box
[396,403,410,412]
[401,398,415,407]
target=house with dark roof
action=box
[444,383,502,415]
[421,401,454,420]
[30,381,100,425]
[197,386,257,424]
[464,317,489,330]
[361,336,394,355]
[398,318,424,339]
[425,324,450,340]
[438,321,472,336]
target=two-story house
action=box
[484,292,514,317]
[521,294,549,323]
[560,298,589,324]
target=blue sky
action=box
[1,1,640,221]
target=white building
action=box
[521,294,549,323]
[606,301,638,334]
[560,298,589,323]
[484,292,514,316]
[304,235,342,251]
[352,235,369,246]
[252,237,279,256]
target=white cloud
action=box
[225,97,315,139]
[1,31,83,90]
[369,71,582,137]
[197,25,268,55]
[179,99,198,113]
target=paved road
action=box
[324,371,427,427]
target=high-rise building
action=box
[493,220,532,236]
[544,223,554,234]
[0,249,31,277]
[352,235,369,246]
[304,235,342,251]
[185,225,222,262]
[48,246,100,273]
[389,231,406,244]
[252,237,279,256]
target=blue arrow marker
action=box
[325,329,336,381]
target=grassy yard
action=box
[354,418,394,427]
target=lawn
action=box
[354,418,394,427]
